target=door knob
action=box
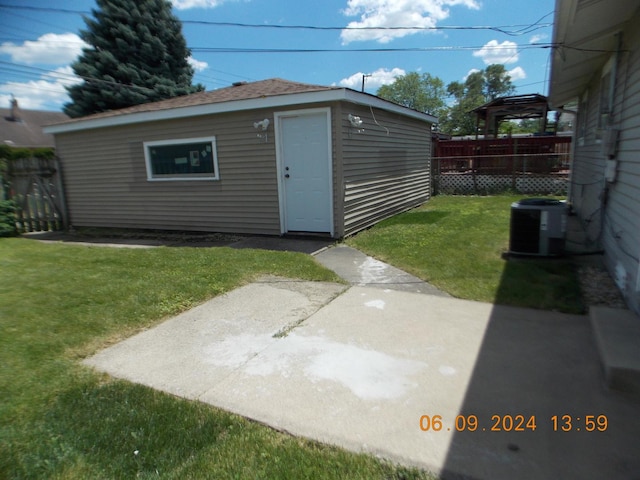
[285,174,290,178]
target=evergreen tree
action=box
[64,0,204,117]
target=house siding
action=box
[571,16,640,314]
[340,103,431,237]
[56,106,327,235]
[54,97,433,239]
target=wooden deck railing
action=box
[433,136,572,195]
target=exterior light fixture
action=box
[254,118,270,131]
[348,114,363,128]
[254,118,270,142]
[347,114,364,136]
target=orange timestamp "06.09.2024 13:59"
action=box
[419,414,608,433]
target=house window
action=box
[597,57,615,133]
[144,137,219,181]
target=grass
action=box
[0,238,434,479]
[347,195,584,314]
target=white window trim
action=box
[144,136,219,181]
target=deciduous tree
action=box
[377,72,447,119]
[439,65,516,135]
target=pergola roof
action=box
[472,94,550,137]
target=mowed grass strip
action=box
[347,195,583,313]
[0,239,434,479]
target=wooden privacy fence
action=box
[5,157,68,233]
[433,136,572,195]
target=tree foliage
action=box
[377,72,447,118]
[440,65,516,136]
[64,0,204,118]
[376,65,516,136]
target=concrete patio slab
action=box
[314,244,450,295]
[84,281,640,480]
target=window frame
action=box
[577,91,589,147]
[597,56,615,135]
[143,136,219,181]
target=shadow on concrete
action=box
[22,231,335,255]
[228,236,335,254]
[439,260,640,480]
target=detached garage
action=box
[45,78,436,238]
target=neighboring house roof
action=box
[1,100,69,148]
[549,0,639,106]
[44,78,436,134]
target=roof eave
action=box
[548,0,638,107]
[44,89,435,135]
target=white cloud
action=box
[508,66,526,81]
[0,66,81,110]
[529,34,547,44]
[188,56,209,72]
[171,0,227,9]
[336,67,406,90]
[0,33,87,65]
[341,0,480,44]
[473,39,519,65]
[463,68,481,80]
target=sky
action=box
[0,0,556,112]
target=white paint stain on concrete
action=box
[365,299,385,310]
[438,365,457,376]
[203,333,274,368]
[204,333,426,401]
[358,256,390,285]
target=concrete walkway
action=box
[83,244,640,480]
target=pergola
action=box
[472,94,551,138]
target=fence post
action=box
[472,145,478,193]
[511,138,518,191]
[53,156,70,230]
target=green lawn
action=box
[0,239,433,479]
[347,195,584,314]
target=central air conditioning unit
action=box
[509,198,568,256]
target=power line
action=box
[0,4,553,36]
[181,20,552,37]
[189,44,556,54]
[0,60,156,95]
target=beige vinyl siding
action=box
[54,97,433,239]
[571,17,640,314]
[340,103,431,236]
[603,23,640,313]
[570,79,605,246]
[56,109,284,234]
[332,102,346,238]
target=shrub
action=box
[0,199,17,237]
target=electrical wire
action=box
[0,60,157,95]
[189,44,555,54]
[0,4,554,36]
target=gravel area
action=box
[577,264,627,309]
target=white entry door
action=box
[276,109,333,234]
